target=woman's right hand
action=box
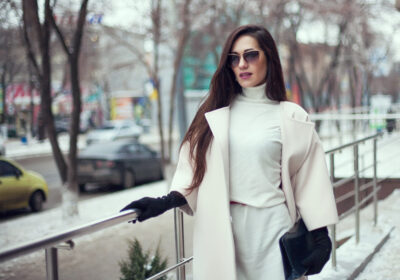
[120,197,167,222]
[120,191,187,222]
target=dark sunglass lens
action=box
[244,51,259,63]
[229,55,240,67]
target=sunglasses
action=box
[227,50,260,68]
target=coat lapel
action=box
[204,107,230,193]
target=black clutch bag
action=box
[279,219,315,280]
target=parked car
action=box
[0,157,49,212]
[77,140,163,192]
[85,120,143,146]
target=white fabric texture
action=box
[229,83,285,207]
[231,203,293,280]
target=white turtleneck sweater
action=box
[229,83,286,208]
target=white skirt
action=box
[230,202,294,280]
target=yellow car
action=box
[0,157,49,212]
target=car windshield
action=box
[81,142,124,154]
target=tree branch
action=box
[72,0,89,57]
[49,8,70,55]
[102,25,155,78]
[21,1,42,80]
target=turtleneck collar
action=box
[238,83,277,104]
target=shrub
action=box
[119,238,168,280]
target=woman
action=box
[121,24,338,280]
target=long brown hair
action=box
[182,24,287,190]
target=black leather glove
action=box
[120,191,187,222]
[302,226,332,275]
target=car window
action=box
[0,161,20,177]
[125,144,150,155]
[126,144,140,153]
[100,123,116,130]
[122,122,136,129]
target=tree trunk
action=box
[64,54,81,218]
[49,0,89,218]
[167,0,191,163]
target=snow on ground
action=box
[0,181,169,251]
[307,189,400,280]
[354,190,400,280]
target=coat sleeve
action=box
[169,142,198,216]
[293,129,339,230]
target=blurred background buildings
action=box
[1,0,399,141]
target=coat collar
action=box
[203,102,315,192]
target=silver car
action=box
[86,120,143,146]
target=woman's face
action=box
[229,35,267,88]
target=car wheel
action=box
[123,171,135,189]
[29,191,44,212]
[79,183,86,193]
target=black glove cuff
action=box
[166,191,187,208]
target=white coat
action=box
[170,101,339,280]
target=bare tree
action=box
[21,0,89,218]
[49,0,89,217]
[287,0,351,114]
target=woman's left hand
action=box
[301,227,332,275]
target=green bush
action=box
[119,238,168,280]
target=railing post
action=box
[329,153,337,268]
[373,138,378,226]
[45,247,58,280]
[174,208,186,280]
[354,144,360,243]
[330,224,337,269]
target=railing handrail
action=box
[0,210,139,263]
[309,113,400,120]
[325,132,382,154]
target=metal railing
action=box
[325,132,387,268]
[0,204,190,280]
[0,210,140,279]
[0,132,397,279]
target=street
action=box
[1,155,108,221]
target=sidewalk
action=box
[5,134,86,160]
